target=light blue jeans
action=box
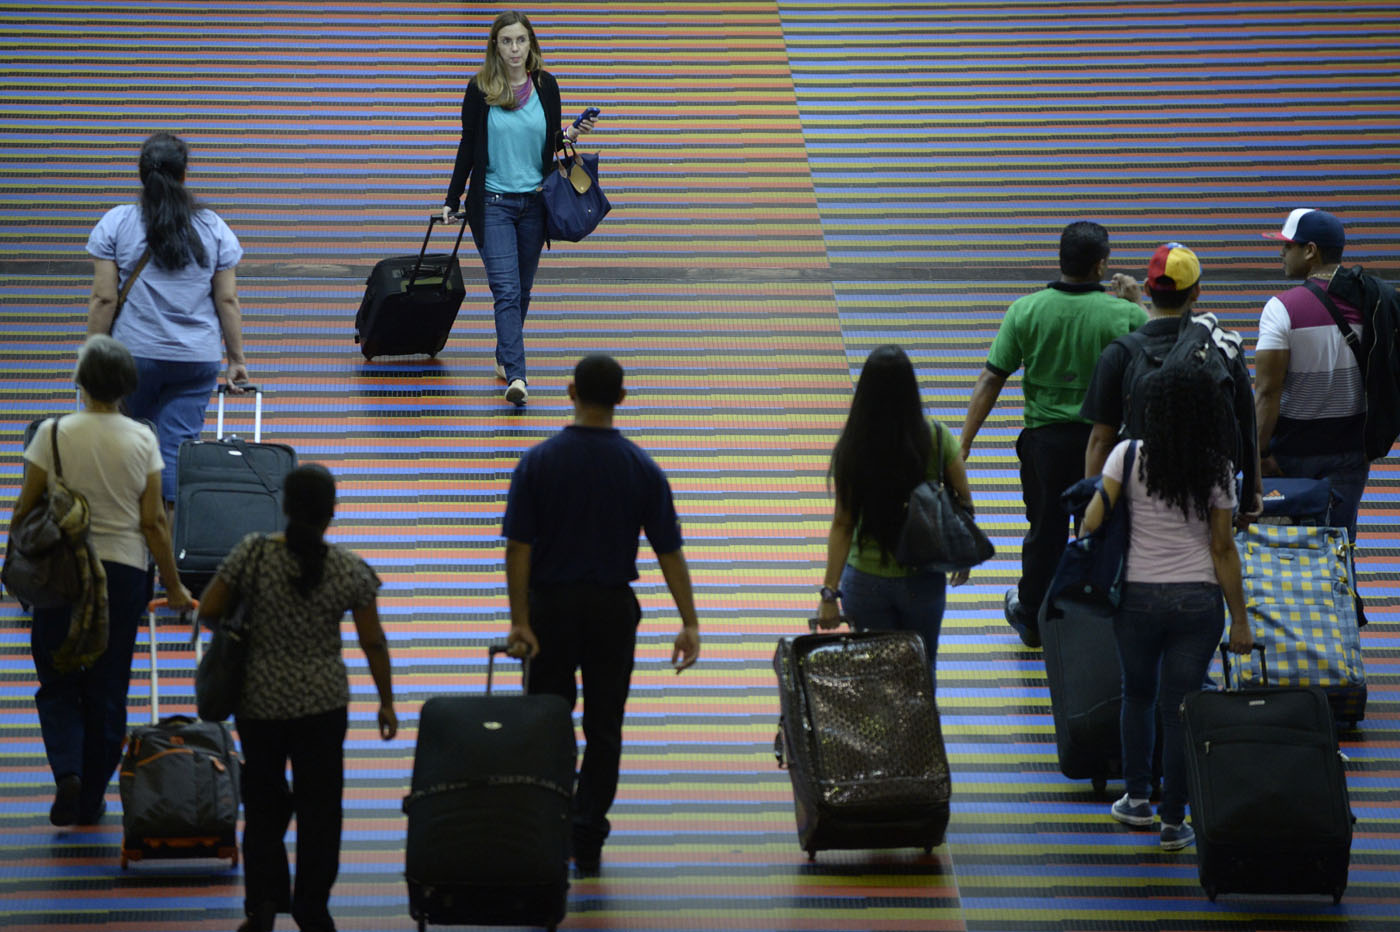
[839,565,947,693]
[480,191,545,385]
[127,357,221,501]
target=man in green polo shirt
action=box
[960,221,1148,647]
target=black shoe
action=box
[1004,587,1041,648]
[77,798,107,825]
[49,775,81,827]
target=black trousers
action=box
[236,706,348,931]
[1015,421,1093,629]
[526,583,640,856]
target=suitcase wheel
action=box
[1091,776,1107,797]
[1333,888,1344,905]
[806,848,816,862]
[120,853,129,869]
[418,921,426,932]
[923,845,933,855]
[1206,885,1217,902]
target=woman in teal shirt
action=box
[816,345,976,691]
[442,11,597,406]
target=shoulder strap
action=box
[110,248,152,330]
[1304,279,1363,368]
[48,415,65,480]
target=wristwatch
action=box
[819,586,842,603]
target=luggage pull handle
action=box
[486,642,531,696]
[146,597,201,723]
[408,215,469,292]
[1219,643,1268,690]
[216,383,262,444]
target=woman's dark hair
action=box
[1059,220,1110,278]
[829,345,932,565]
[74,334,139,403]
[282,464,336,596]
[138,133,207,270]
[1140,362,1235,521]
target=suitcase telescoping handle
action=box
[486,642,531,696]
[216,383,262,443]
[1218,643,1269,690]
[146,597,201,723]
[408,215,469,291]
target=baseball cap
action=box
[1146,242,1201,292]
[1263,208,1345,254]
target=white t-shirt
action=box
[24,413,163,570]
[1103,440,1236,585]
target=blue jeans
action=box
[480,191,546,384]
[31,561,152,817]
[127,357,221,501]
[1274,449,1370,541]
[1113,581,1224,825]
[839,565,947,693]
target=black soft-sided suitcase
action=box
[1182,647,1353,903]
[355,216,467,360]
[403,646,575,931]
[1041,596,1122,793]
[773,627,950,859]
[173,386,296,595]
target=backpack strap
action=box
[1304,279,1364,370]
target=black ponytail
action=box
[138,133,207,270]
[281,464,336,597]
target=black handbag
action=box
[541,141,611,242]
[195,536,267,721]
[893,428,995,572]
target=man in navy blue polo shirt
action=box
[503,354,701,875]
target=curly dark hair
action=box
[1140,361,1234,521]
[829,345,932,565]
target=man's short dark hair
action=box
[1059,221,1111,278]
[574,354,624,407]
[74,334,139,403]
[1147,285,1195,311]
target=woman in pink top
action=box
[1082,362,1252,852]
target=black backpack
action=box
[1120,311,1243,449]
[1306,267,1400,462]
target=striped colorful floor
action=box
[2,2,1398,930]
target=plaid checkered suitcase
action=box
[1235,524,1366,724]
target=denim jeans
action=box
[31,560,151,817]
[839,565,947,693]
[127,357,221,501]
[480,191,546,385]
[1274,449,1370,541]
[1113,581,1224,825]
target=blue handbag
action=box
[541,141,611,242]
[1042,441,1137,618]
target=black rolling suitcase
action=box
[403,645,575,932]
[1182,646,1353,904]
[773,625,950,859]
[1041,596,1123,793]
[355,215,467,360]
[120,598,240,869]
[173,385,296,596]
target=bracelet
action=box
[819,586,842,603]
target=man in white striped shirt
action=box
[1254,209,1368,538]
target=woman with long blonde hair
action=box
[442,11,597,406]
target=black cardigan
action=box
[444,70,566,249]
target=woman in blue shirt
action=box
[85,132,249,502]
[442,10,596,406]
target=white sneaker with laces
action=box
[493,362,507,380]
[505,379,528,405]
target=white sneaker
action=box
[505,379,528,405]
[493,362,507,380]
